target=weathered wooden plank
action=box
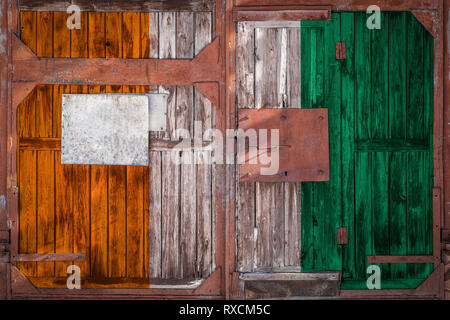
[354,12,372,280]
[36,12,53,139]
[283,25,301,268]
[194,11,213,278]
[159,11,181,279]
[149,151,162,278]
[316,14,341,271]
[17,11,38,277]
[236,22,254,109]
[126,166,145,278]
[149,12,159,59]
[237,183,255,272]
[69,13,90,280]
[18,150,37,276]
[52,12,73,278]
[20,0,214,12]
[255,183,284,270]
[140,11,151,280]
[36,151,55,277]
[54,151,74,277]
[18,12,37,140]
[108,165,126,278]
[88,12,108,278]
[236,21,255,273]
[161,151,181,278]
[388,12,408,279]
[286,28,301,108]
[340,12,356,280]
[15,253,85,262]
[177,11,196,279]
[253,27,285,271]
[406,13,427,279]
[284,183,301,267]
[255,28,282,108]
[423,23,434,279]
[123,12,145,279]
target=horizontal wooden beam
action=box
[19,137,213,151]
[239,272,340,281]
[19,0,213,12]
[233,6,331,22]
[355,139,430,152]
[12,34,220,107]
[14,253,86,262]
[234,1,436,11]
[367,255,436,264]
[13,35,220,86]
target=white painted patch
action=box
[62,94,149,166]
[148,93,168,131]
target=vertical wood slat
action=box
[105,12,126,279]
[370,12,390,280]
[148,5,161,275]
[141,12,151,280]
[149,11,162,279]
[177,12,196,279]
[159,11,181,279]
[194,12,213,277]
[36,11,55,278]
[388,12,408,279]
[284,26,301,268]
[122,12,146,279]
[340,12,356,280]
[354,12,372,280]
[254,28,281,271]
[53,12,73,278]
[18,11,37,276]
[236,22,255,272]
[70,11,90,280]
[88,12,108,278]
[236,22,302,272]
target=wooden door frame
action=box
[0,0,447,299]
[225,0,446,299]
[1,0,227,299]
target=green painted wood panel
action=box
[300,12,434,289]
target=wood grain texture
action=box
[20,0,213,12]
[236,22,303,272]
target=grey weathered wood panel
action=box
[149,12,215,280]
[236,23,302,272]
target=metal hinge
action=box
[337,227,347,245]
[335,42,346,60]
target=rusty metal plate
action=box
[238,108,329,182]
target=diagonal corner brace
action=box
[12,34,221,108]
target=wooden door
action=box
[300,12,434,290]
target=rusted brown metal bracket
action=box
[238,108,330,182]
[12,33,220,109]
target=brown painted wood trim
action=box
[18,137,213,151]
[433,187,441,267]
[234,0,436,11]
[233,7,331,22]
[444,0,450,232]
[412,10,437,37]
[12,35,221,90]
[14,253,86,262]
[367,255,435,264]
[19,0,213,12]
